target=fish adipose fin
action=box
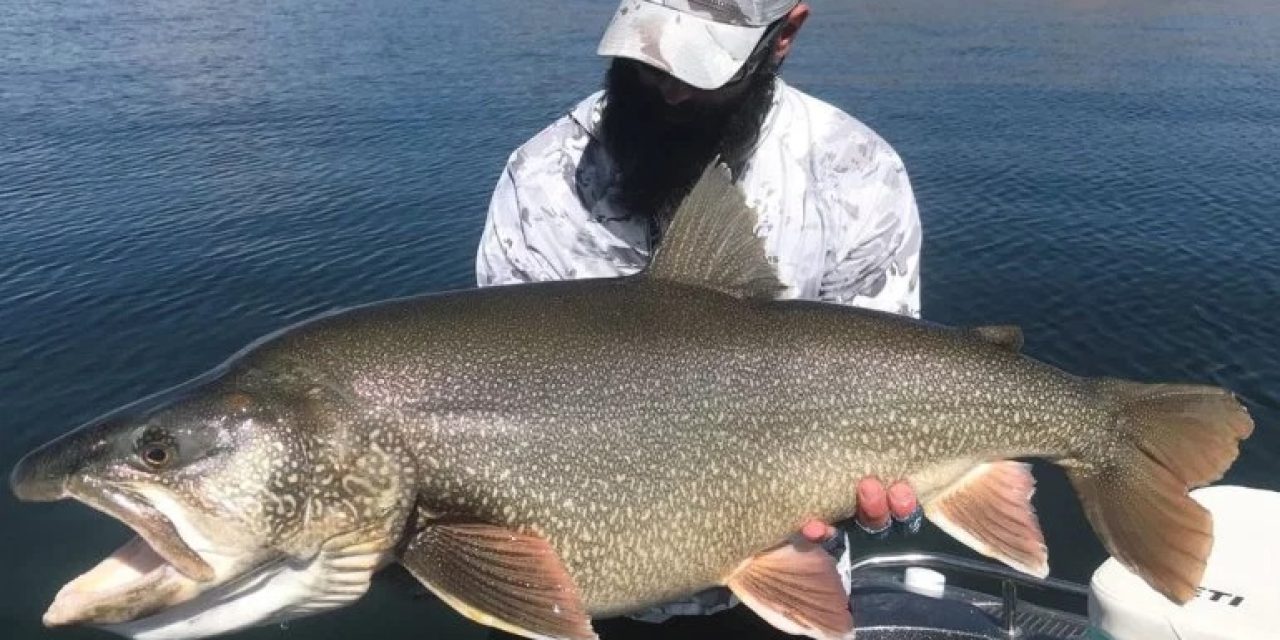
[724,539,855,640]
[923,461,1048,577]
[967,325,1023,351]
[647,162,786,300]
[1067,381,1253,604]
[399,522,596,640]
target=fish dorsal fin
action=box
[400,522,596,640]
[969,325,1024,351]
[647,162,785,300]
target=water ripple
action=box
[0,0,1276,633]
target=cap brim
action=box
[597,1,766,91]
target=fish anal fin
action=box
[399,522,596,640]
[968,325,1024,351]
[646,162,785,300]
[924,461,1048,577]
[724,539,854,640]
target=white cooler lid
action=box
[1089,485,1280,640]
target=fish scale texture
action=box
[248,277,1106,616]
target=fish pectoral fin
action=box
[723,539,855,640]
[398,522,596,640]
[923,461,1048,577]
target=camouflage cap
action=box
[597,0,801,90]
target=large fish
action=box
[11,164,1253,640]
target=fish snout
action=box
[10,445,76,502]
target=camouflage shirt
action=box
[476,78,922,318]
[474,78,923,620]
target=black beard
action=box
[599,56,778,226]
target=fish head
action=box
[11,370,411,639]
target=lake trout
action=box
[10,164,1253,640]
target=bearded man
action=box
[476,0,923,629]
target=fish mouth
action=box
[45,536,201,627]
[43,481,216,627]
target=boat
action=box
[845,551,1090,639]
[842,485,1279,640]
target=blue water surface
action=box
[1,0,1276,638]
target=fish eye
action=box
[140,443,176,469]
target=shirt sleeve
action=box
[818,143,923,319]
[475,159,561,287]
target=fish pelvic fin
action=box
[1066,380,1254,604]
[724,538,855,640]
[398,522,596,640]
[646,162,786,300]
[923,461,1048,577]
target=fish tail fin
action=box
[1065,380,1253,603]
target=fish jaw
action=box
[34,478,235,628]
[98,540,391,640]
[44,536,201,627]
[47,479,398,639]
[94,517,398,640]
[75,480,217,582]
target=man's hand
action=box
[799,477,920,543]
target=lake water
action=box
[2,0,1277,638]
